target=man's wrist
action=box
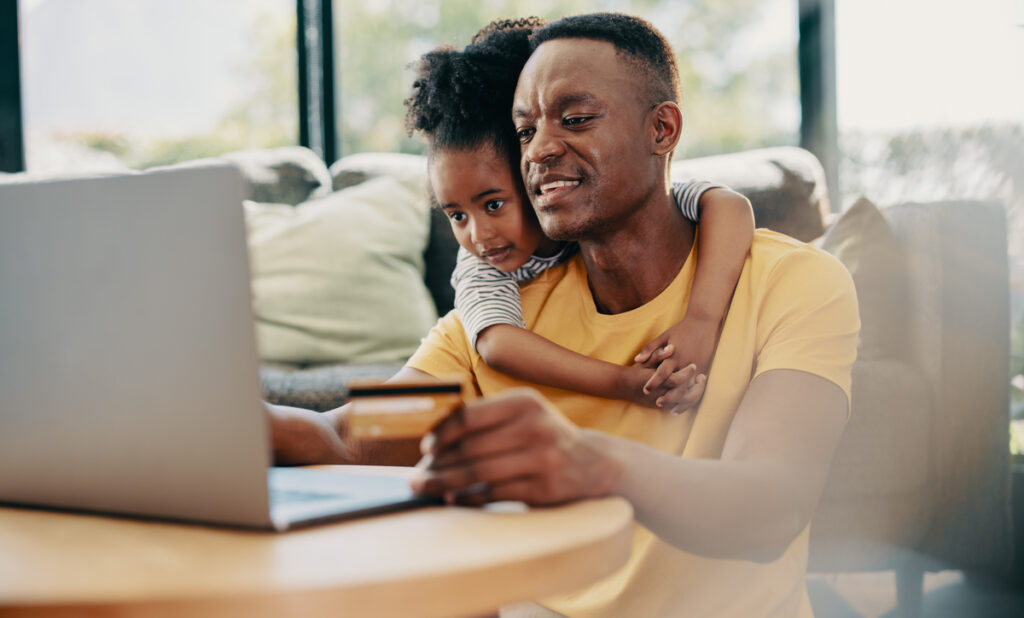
[579,428,627,499]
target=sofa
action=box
[231,145,1012,613]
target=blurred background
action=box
[9,0,1024,485]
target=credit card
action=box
[347,381,463,439]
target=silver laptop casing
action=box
[0,164,431,530]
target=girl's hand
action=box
[634,315,719,412]
[634,314,718,375]
[616,364,662,408]
[641,360,706,414]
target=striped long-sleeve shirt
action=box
[452,180,719,349]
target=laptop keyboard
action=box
[271,488,352,505]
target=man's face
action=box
[512,38,658,241]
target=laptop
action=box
[0,162,437,531]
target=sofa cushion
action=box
[810,358,932,569]
[329,152,428,192]
[260,362,403,412]
[224,146,332,206]
[327,152,461,314]
[819,197,909,359]
[670,146,829,241]
[245,175,437,365]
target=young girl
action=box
[404,19,754,412]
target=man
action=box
[271,13,858,617]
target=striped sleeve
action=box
[451,247,525,350]
[672,180,721,222]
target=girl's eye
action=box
[448,211,466,223]
[484,200,504,213]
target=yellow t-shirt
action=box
[407,229,859,617]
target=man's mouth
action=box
[534,178,581,208]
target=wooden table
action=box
[0,466,633,618]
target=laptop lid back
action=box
[0,164,273,528]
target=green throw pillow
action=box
[245,175,437,365]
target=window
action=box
[835,0,1024,450]
[332,0,800,160]
[20,0,298,174]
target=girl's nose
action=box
[469,219,497,244]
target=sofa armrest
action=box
[884,200,1013,571]
[670,146,830,241]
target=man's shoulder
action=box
[750,229,849,279]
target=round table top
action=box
[0,466,634,618]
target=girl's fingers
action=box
[643,358,677,393]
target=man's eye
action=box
[448,212,466,223]
[564,116,592,127]
[516,127,534,142]
[484,200,504,213]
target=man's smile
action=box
[533,175,582,209]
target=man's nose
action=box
[523,125,564,165]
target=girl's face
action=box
[429,144,558,273]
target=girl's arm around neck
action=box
[476,324,661,407]
[688,188,754,323]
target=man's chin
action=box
[539,214,588,243]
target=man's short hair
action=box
[529,13,681,106]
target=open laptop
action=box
[0,163,437,531]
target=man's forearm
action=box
[585,429,808,562]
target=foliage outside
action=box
[68,11,298,170]
[335,0,798,159]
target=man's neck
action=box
[578,192,694,314]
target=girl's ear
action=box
[650,101,682,157]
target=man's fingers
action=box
[448,478,544,506]
[429,414,539,469]
[441,478,541,507]
[428,388,540,454]
[412,449,543,497]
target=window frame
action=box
[1,0,838,197]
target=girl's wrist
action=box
[612,365,637,401]
[683,304,726,325]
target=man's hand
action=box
[410,388,622,506]
[269,403,354,466]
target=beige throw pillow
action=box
[819,196,908,359]
[245,176,437,365]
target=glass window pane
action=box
[836,0,1024,428]
[332,0,799,159]
[20,0,298,174]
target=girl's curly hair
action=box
[404,17,544,160]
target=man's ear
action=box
[650,101,682,157]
